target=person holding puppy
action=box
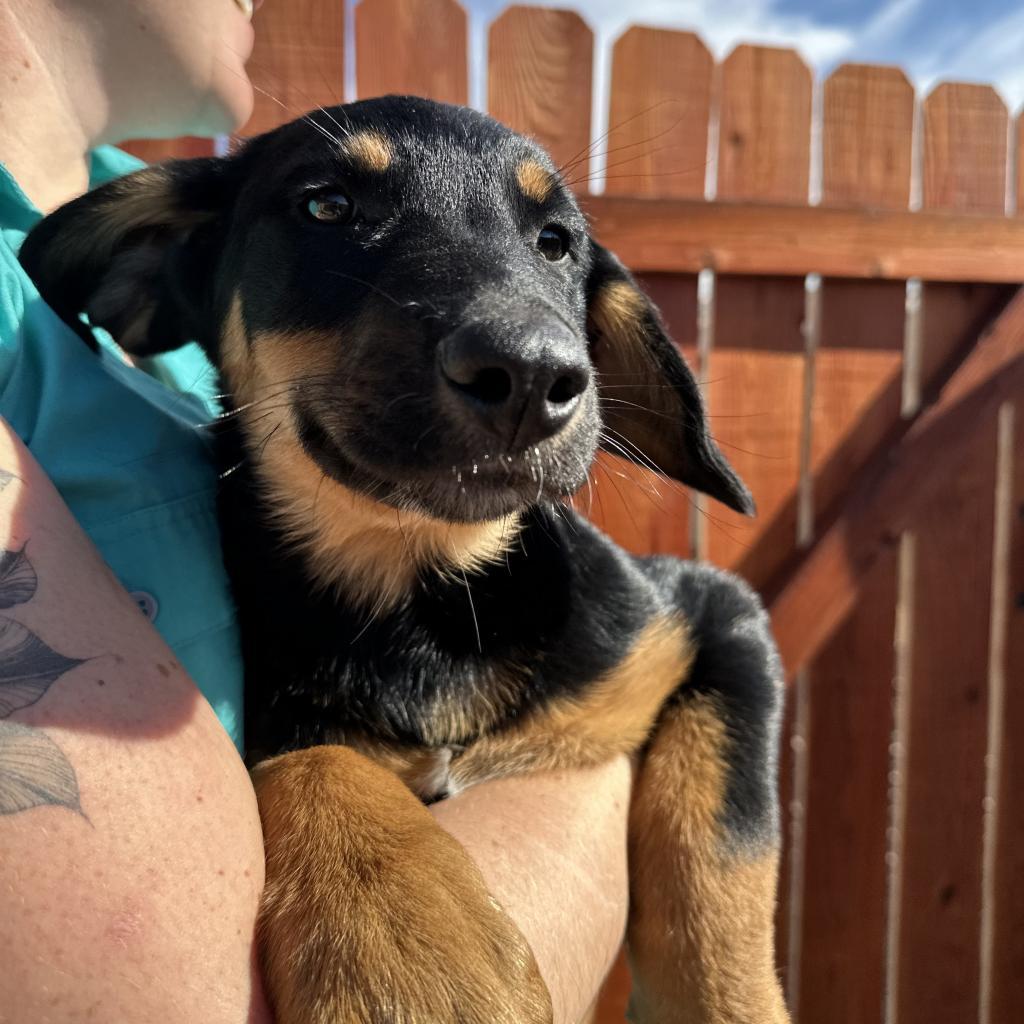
[0,1,630,1021]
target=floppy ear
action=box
[586,240,754,516]
[18,158,234,356]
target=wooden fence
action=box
[125,3,1024,1022]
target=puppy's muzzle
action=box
[439,320,591,449]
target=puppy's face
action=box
[21,97,752,532]
[223,101,599,521]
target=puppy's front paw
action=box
[253,746,553,1024]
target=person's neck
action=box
[0,2,104,212]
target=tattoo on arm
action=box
[0,543,87,818]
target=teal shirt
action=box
[0,147,244,750]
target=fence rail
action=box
[124,3,1024,1021]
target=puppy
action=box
[21,96,789,1024]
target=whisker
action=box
[325,270,443,317]
[596,440,670,511]
[556,97,695,178]
[383,390,426,414]
[592,457,645,535]
[564,142,711,188]
[461,568,482,655]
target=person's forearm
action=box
[431,757,631,1024]
[0,422,271,1023]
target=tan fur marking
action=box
[448,614,692,789]
[220,296,519,609]
[589,279,684,475]
[588,280,647,345]
[51,169,208,303]
[253,746,552,1023]
[516,160,555,203]
[627,697,789,1023]
[343,130,393,172]
[101,168,182,231]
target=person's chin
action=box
[196,75,256,137]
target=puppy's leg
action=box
[627,565,789,1024]
[252,745,552,1024]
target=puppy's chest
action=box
[242,507,664,763]
[275,630,565,752]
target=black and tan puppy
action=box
[21,97,789,1024]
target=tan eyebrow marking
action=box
[342,131,393,173]
[516,160,554,203]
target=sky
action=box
[464,0,1024,111]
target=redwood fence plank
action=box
[118,137,216,163]
[710,45,811,1007]
[799,63,913,1024]
[1018,110,1024,216]
[590,31,714,1019]
[710,44,811,580]
[604,27,712,199]
[244,0,344,135]
[599,27,715,561]
[580,197,1024,283]
[898,413,998,1024]
[356,0,467,103]
[488,6,593,173]
[716,45,811,203]
[801,552,897,1023]
[897,81,1008,1024]
[990,395,1024,1019]
[821,63,914,209]
[923,84,1007,215]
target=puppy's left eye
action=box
[537,225,570,262]
[305,191,355,224]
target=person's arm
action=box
[0,419,273,1023]
[431,760,631,1024]
[0,418,629,1024]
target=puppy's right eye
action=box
[305,191,355,224]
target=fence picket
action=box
[244,0,344,135]
[798,64,913,1023]
[1017,110,1023,215]
[488,6,593,173]
[356,0,467,103]
[710,44,811,1004]
[990,397,1024,1018]
[923,84,1007,214]
[896,81,1008,1024]
[587,27,716,561]
[119,136,215,164]
[711,45,811,583]
[589,30,717,1019]
[803,554,898,1022]
[605,27,712,200]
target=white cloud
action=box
[909,6,1024,107]
[856,0,926,50]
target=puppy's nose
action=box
[439,321,590,448]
